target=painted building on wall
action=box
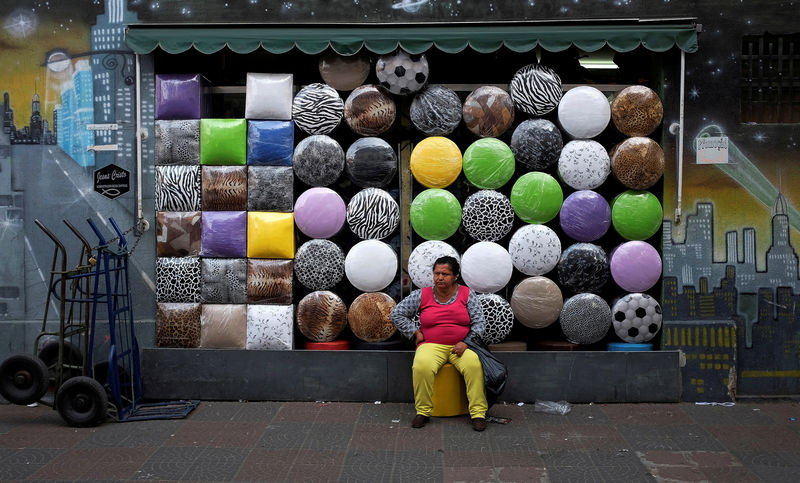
[0,0,798,402]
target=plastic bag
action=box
[534,400,572,415]
[463,332,508,406]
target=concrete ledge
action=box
[141,349,681,403]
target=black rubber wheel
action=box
[37,340,84,389]
[55,376,108,427]
[0,354,49,405]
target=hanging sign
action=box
[696,136,729,164]
[94,163,130,200]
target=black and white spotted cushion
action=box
[155,120,200,165]
[294,239,346,291]
[478,293,514,345]
[200,258,247,304]
[292,83,344,135]
[462,190,515,242]
[560,293,612,345]
[156,257,201,303]
[346,188,399,240]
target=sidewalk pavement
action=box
[1,398,800,482]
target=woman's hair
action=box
[433,256,460,275]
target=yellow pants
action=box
[412,343,487,419]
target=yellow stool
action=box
[431,363,469,417]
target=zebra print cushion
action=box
[247,166,294,212]
[509,64,563,116]
[292,83,344,135]
[202,166,247,211]
[155,166,201,212]
[346,188,399,240]
[155,120,200,165]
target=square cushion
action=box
[201,211,247,258]
[155,120,200,165]
[200,119,247,165]
[201,258,247,304]
[156,303,201,348]
[247,259,293,304]
[156,257,201,303]
[247,212,295,259]
[200,304,248,348]
[155,166,201,212]
[202,166,248,211]
[246,121,294,166]
[246,305,294,350]
[248,166,293,212]
[156,211,202,257]
[245,73,293,120]
[155,74,205,120]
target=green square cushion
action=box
[200,118,247,165]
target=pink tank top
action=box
[419,286,471,345]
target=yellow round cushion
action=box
[410,137,462,188]
[247,212,295,259]
[431,363,469,417]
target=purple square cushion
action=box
[155,74,205,120]
[201,211,247,257]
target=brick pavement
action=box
[1,399,799,482]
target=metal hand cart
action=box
[0,217,197,427]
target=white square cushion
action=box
[247,304,294,350]
[245,73,294,120]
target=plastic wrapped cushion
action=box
[409,136,462,188]
[610,137,664,190]
[245,73,293,120]
[558,140,611,190]
[559,190,611,242]
[294,240,346,291]
[155,73,206,120]
[344,240,397,292]
[348,292,397,342]
[318,51,370,91]
[463,86,515,138]
[510,119,563,171]
[297,291,348,342]
[292,83,343,135]
[407,240,460,288]
[156,303,201,348]
[248,166,294,212]
[557,243,609,294]
[345,137,397,188]
[611,85,663,137]
[462,138,515,189]
[202,166,247,211]
[200,304,247,348]
[247,259,293,304]
[410,85,462,136]
[247,120,294,166]
[557,86,611,139]
[293,187,346,239]
[156,211,201,257]
[292,135,344,186]
[508,224,561,276]
[410,189,462,241]
[246,305,294,350]
[201,211,247,258]
[200,258,247,304]
[155,120,200,165]
[611,190,663,240]
[461,241,514,294]
[462,190,515,242]
[560,293,612,345]
[156,257,201,303]
[510,276,563,329]
[611,293,663,343]
[610,240,662,292]
[347,188,399,240]
[509,64,563,116]
[247,212,295,259]
[478,293,514,345]
[510,172,563,224]
[200,119,246,165]
[155,166,201,212]
[343,85,396,136]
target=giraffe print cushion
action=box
[478,293,514,345]
[200,304,247,348]
[246,304,294,350]
[461,190,515,242]
[156,211,201,257]
[155,120,200,165]
[156,257,201,303]
[155,166,201,212]
[247,166,294,212]
[156,303,201,348]
[200,258,247,304]
[202,166,247,211]
[247,259,293,304]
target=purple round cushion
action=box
[294,187,346,239]
[610,240,662,292]
[559,190,611,242]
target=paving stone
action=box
[304,422,354,449]
[234,448,298,481]
[315,402,363,423]
[531,424,628,450]
[684,403,776,425]
[232,401,282,422]
[617,423,725,451]
[706,423,800,451]
[602,402,693,425]
[395,425,444,450]
[257,421,313,449]
[341,449,395,481]
[349,423,400,450]
[392,449,444,481]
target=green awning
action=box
[126,24,698,56]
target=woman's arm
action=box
[465,289,486,339]
[389,289,422,339]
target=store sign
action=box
[696,136,729,164]
[94,164,130,200]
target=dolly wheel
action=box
[0,354,49,405]
[55,376,108,427]
[38,340,84,389]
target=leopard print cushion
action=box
[156,257,201,303]
[201,258,247,304]
[156,303,201,348]
[202,166,248,211]
[348,292,397,342]
[247,259,293,304]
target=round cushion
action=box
[508,224,561,276]
[410,85,462,136]
[292,83,343,135]
[557,86,611,139]
[318,52,370,91]
[461,241,513,293]
[305,340,350,350]
[346,188,399,240]
[510,118,564,171]
[607,342,654,351]
[478,293,514,345]
[559,293,612,345]
[557,243,609,294]
[611,190,663,240]
[407,240,460,288]
[409,137,462,188]
[294,239,346,291]
[558,139,610,190]
[293,135,345,187]
[462,190,515,242]
[375,50,429,95]
[294,187,346,239]
[462,86,515,138]
[510,172,563,224]
[345,137,397,188]
[510,276,563,329]
[297,291,348,342]
[611,293,663,343]
[345,240,398,292]
[410,189,462,240]
[348,292,397,342]
[610,240,662,292]
[559,190,611,242]
[610,137,664,190]
[509,64,563,116]
[344,85,396,136]
[462,138,516,189]
[611,85,663,137]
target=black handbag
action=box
[463,333,508,406]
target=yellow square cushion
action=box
[247,212,295,259]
